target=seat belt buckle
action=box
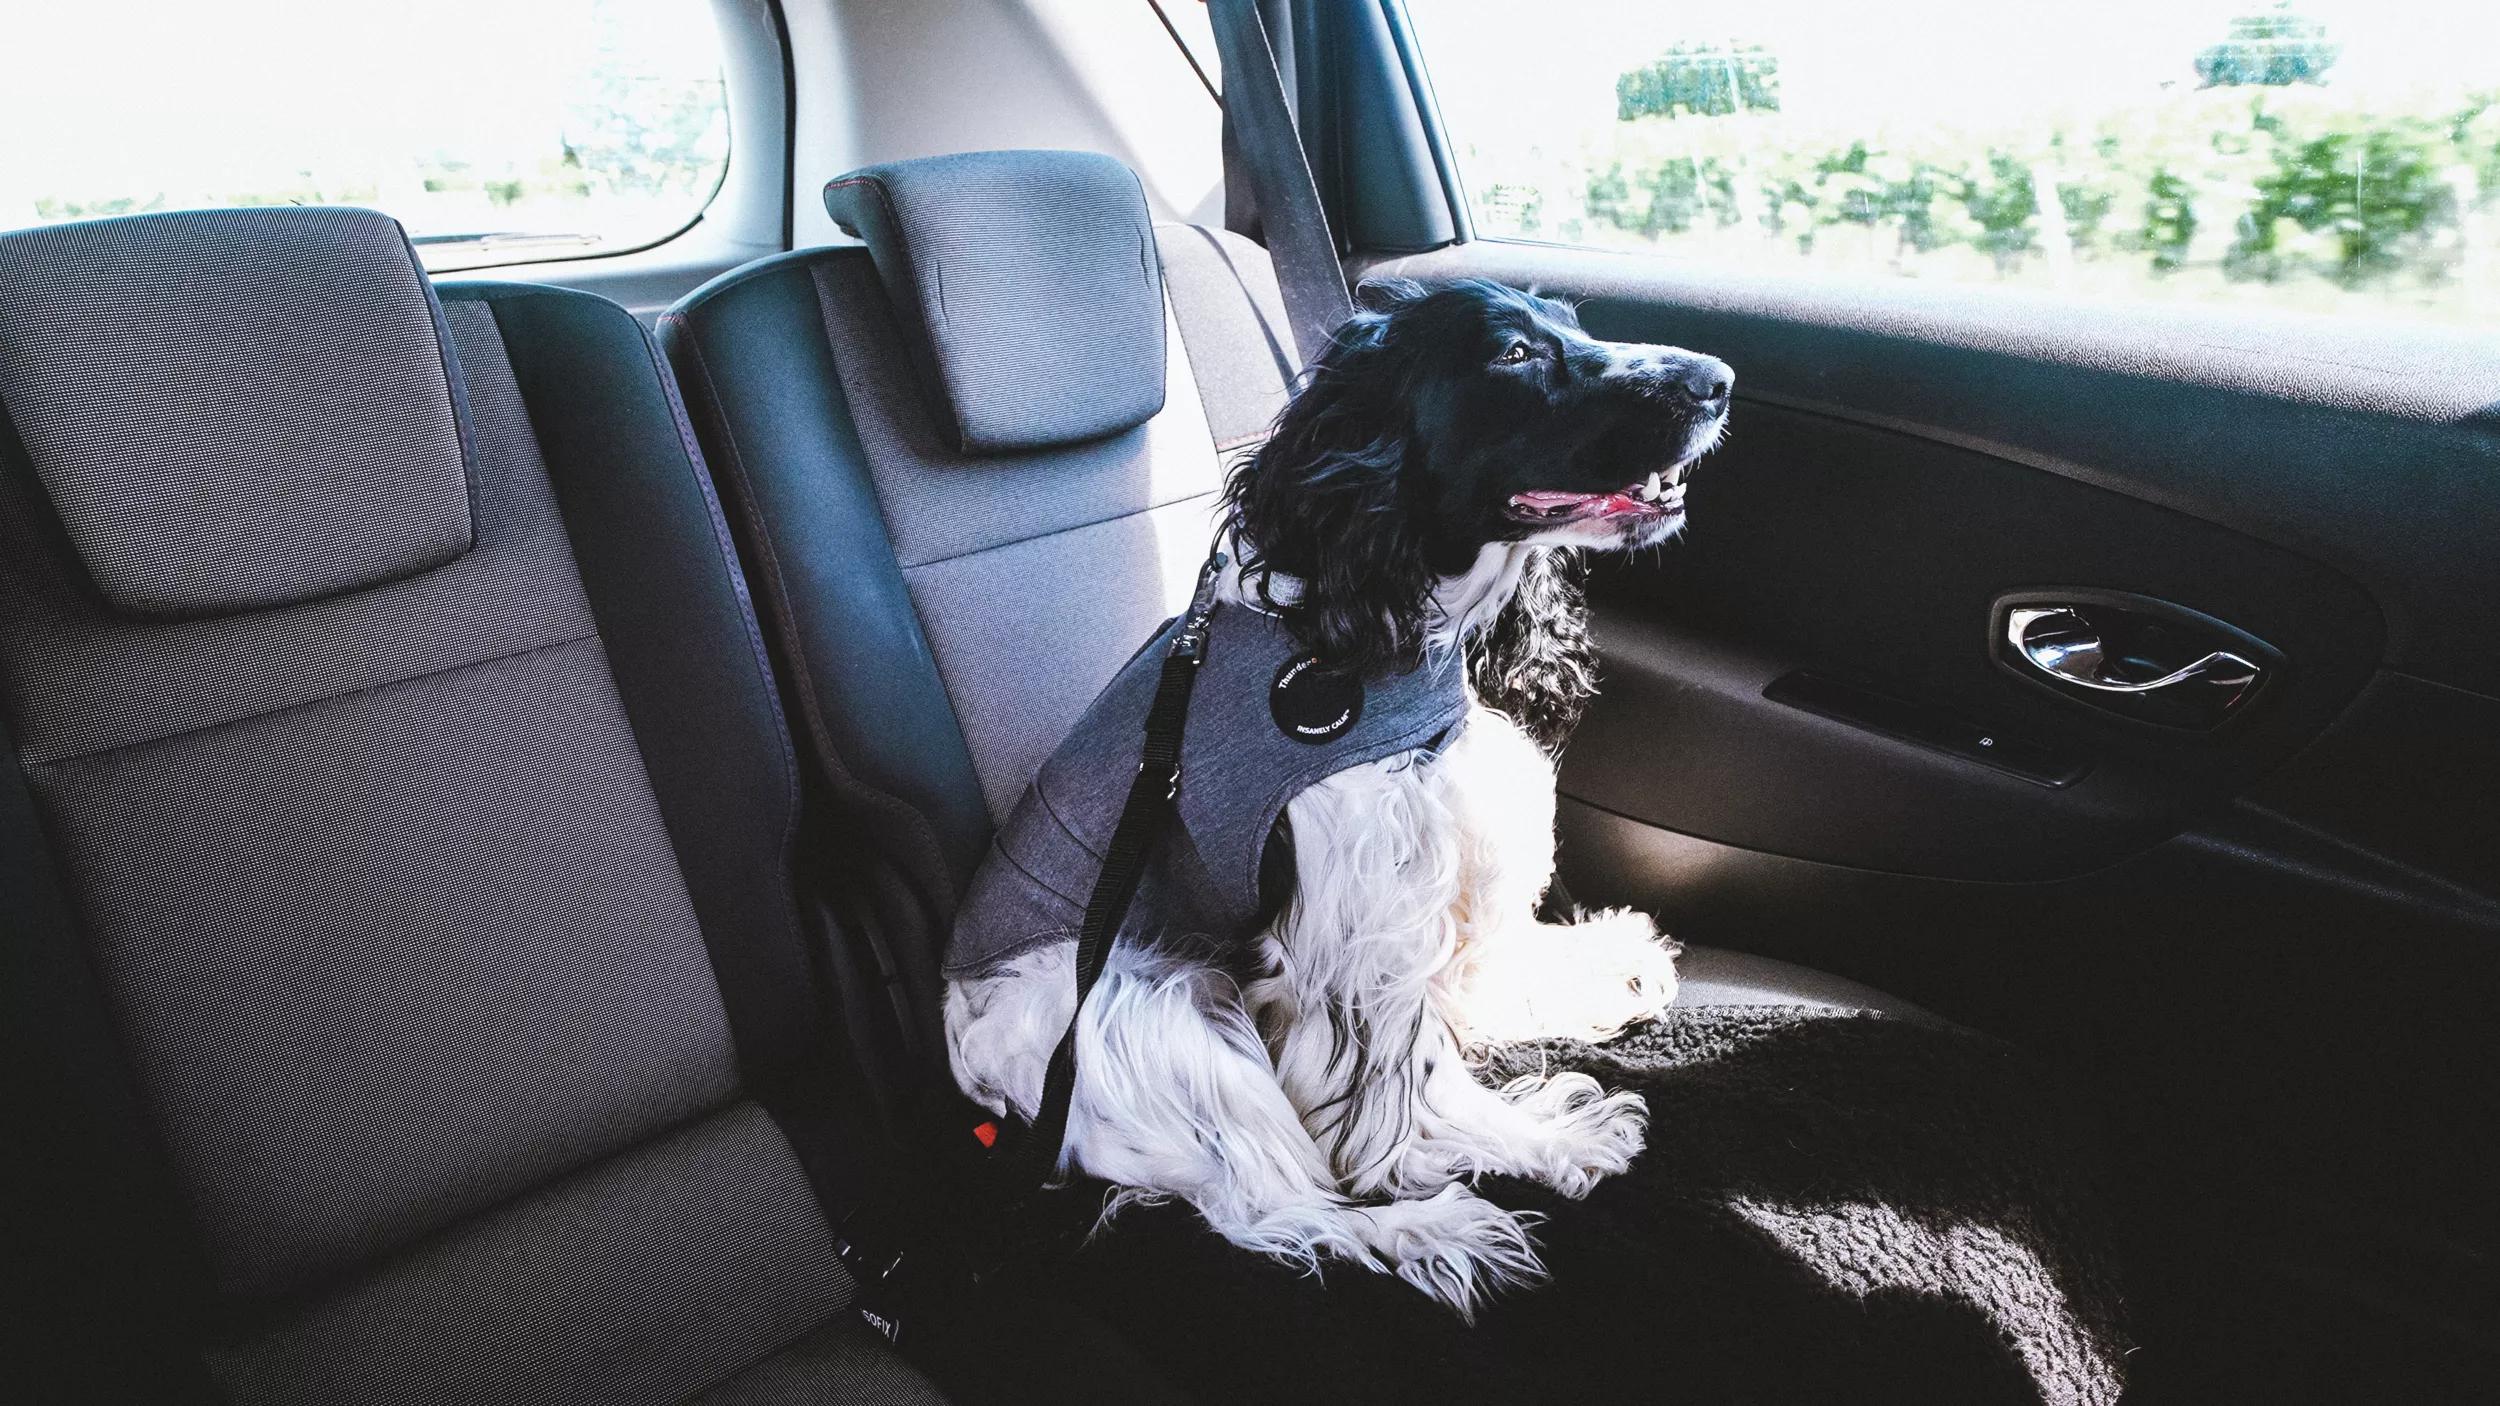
[832,1204,915,1346]
[835,1114,1014,1345]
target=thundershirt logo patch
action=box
[1270,655,1362,743]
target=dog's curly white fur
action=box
[945,678,1672,1317]
[945,279,1731,1317]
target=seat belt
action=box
[1206,0,1355,363]
[1010,552,1228,1189]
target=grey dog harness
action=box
[946,592,1472,977]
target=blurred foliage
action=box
[1557,78,2500,301]
[1617,43,1780,120]
[404,8,726,223]
[556,0,729,202]
[2197,3,2340,89]
[27,0,722,245]
[1447,0,2500,319]
[34,194,166,219]
[2230,110,2455,284]
[2141,169,2201,273]
[37,178,384,221]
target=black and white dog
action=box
[946,278,1732,1316]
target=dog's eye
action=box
[1493,341,1534,366]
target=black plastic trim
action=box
[765,0,797,252]
[1765,671,2090,787]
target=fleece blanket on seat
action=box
[999,1005,2132,1406]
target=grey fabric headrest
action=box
[823,150,1167,454]
[0,207,475,618]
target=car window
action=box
[2,0,729,271]
[1401,0,2500,326]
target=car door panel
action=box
[1359,236,2500,1391]
[1561,398,2383,881]
[1368,241,2500,694]
[1363,241,2499,913]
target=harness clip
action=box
[1135,758,1183,801]
[1170,550,1229,664]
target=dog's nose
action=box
[1672,358,1734,412]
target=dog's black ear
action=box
[1469,548,1597,756]
[1225,300,1437,678]
[1352,276,1429,314]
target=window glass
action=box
[3,0,729,271]
[1404,0,2500,325]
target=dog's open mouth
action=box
[1504,461,1692,525]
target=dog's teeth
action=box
[1644,471,1663,501]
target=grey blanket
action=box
[1014,1004,2133,1405]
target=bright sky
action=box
[6,1,2494,227]
[1408,0,2500,135]
[1,0,723,220]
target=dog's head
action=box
[1226,277,1732,675]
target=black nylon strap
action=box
[1013,554,1227,1187]
[1207,0,1356,365]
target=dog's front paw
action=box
[1356,1186,1547,1322]
[1502,1071,1648,1198]
[1530,900,1670,1035]
[1449,909,1679,1045]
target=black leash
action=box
[1011,551,1228,1188]
[1205,0,1356,364]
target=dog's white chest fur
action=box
[943,702,1679,1318]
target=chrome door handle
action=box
[2006,607,2263,696]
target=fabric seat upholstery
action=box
[660,175,1302,1038]
[0,208,942,1403]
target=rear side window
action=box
[1403,0,2500,326]
[3,1,729,271]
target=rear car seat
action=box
[0,208,944,1403]
[658,148,1918,1037]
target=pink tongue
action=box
[1513,490,1646,521]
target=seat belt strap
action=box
[1011,552,1229,1189]
[1206,0,1356,364]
